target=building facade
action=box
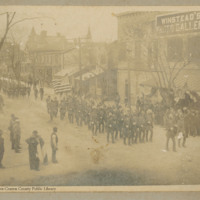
[26,28,72,85]
[115,11,200,105]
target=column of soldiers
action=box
[0,78,44,100]
[46,94,155,145]
[45,93,200,150]
[0,78,31,98]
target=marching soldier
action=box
[106,112,114,143]
[53,97,59,118]
[49,99,55,121]
[27,86,31,98]
[177,114,185,148]
[34,86,38,100]
[123,114,130,145]
[129,112,137,145]
[145,109,154,142]
[68,101,74,124]
[98,106,105,133]
[46,96,51,114]
[138,111,146,143]
[39,87,44,100]
[86,104,91,129]
[75,103,81,126]
[90,107,97,135]
[118,108,124,138]
[165,113,177,152]
[60,98,67,120]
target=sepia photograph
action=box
[0,5,200,189]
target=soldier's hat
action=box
[169,114,173,119]
[32,130,38,135]
[146,109,152,114]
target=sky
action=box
[0,6,198,46]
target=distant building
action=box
[26,28,73,85]
[0,41,26,79]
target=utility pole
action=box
[78,37,82,96]
[127,47,132,110]
[128,57,131,109]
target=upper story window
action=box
[188,36,200,62]
[167,37,183,61]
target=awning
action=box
[54,67,79,78]
[75,67,104,81]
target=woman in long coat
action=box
[26,131,40,171]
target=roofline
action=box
[113,11,144,17]
[114,11,167,18]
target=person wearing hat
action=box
[8,114,16,150]
[51,127,58,163]
[106,112,115,143]
[165,112,177,152]
[46,96,51,114]
[26,130,40,171]
[145,109,154,142]
[13,118,21,153]
[0,130,5,169]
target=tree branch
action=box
[0,12,10,51]
[158,54,169,87]
[8,12,16,26]
[171,60,190,85]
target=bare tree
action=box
[0,12,49,53]
[121,12,191,107]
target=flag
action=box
[52,76,72,93]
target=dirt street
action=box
[0,90,200,186]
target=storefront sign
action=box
[156,11,200,35]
